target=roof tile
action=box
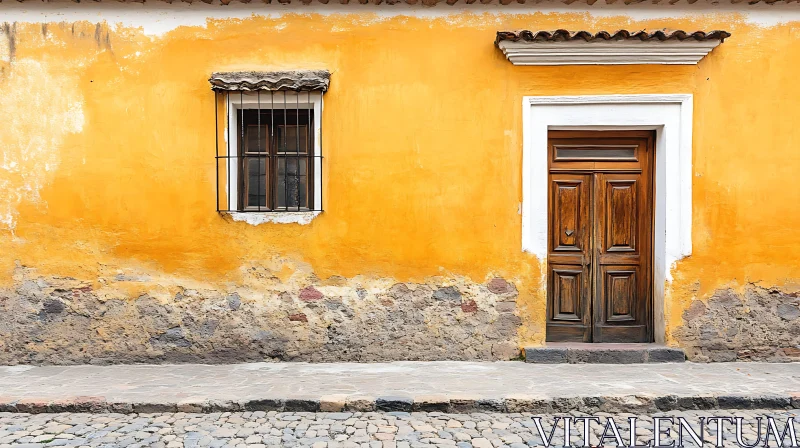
[495,29,732,45]
[209,70,331,91]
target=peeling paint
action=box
[0,58,84,232]
[0,23,15,64]
[227,211,321,226]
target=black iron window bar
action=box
[211,71,329,213]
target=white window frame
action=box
[521,94,693,344]
[225,91,323,225]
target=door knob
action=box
[565,229,574,237]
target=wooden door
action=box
[546,173,592,342]
[546,131,654,343]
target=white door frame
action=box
[521,94,693,344]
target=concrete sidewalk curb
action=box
[2,393,798,415]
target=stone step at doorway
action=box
[524,343,686,364]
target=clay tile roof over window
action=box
[209,70,331,92]
[495,29,731,45]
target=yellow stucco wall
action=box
[2,8,800,356]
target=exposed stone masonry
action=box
[0,266,521,365]
[673,286,800,362]
[6,265,800,365]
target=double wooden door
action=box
[546,131,654,343]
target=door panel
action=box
[551,179,588,253]
[551,266,584,321]
[549,132,647,172]
[601,266,638,322]
[546,131,654,343]
[546,174,591,342]
[604,179,637,253]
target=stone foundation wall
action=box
[673,286,800,362]
[8,264,800,365]
[0,267,521,365]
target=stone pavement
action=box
[1,409,797,448]
[0,362,799,413]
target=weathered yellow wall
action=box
[2,8,800,359]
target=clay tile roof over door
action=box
[495,29,731,65]
[495,29,731,44]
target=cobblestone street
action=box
[1,410,797,448]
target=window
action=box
[211,70,329,216]
[239,107,314,210]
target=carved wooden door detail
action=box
[546,173,592,342]
[546,131,654,343]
